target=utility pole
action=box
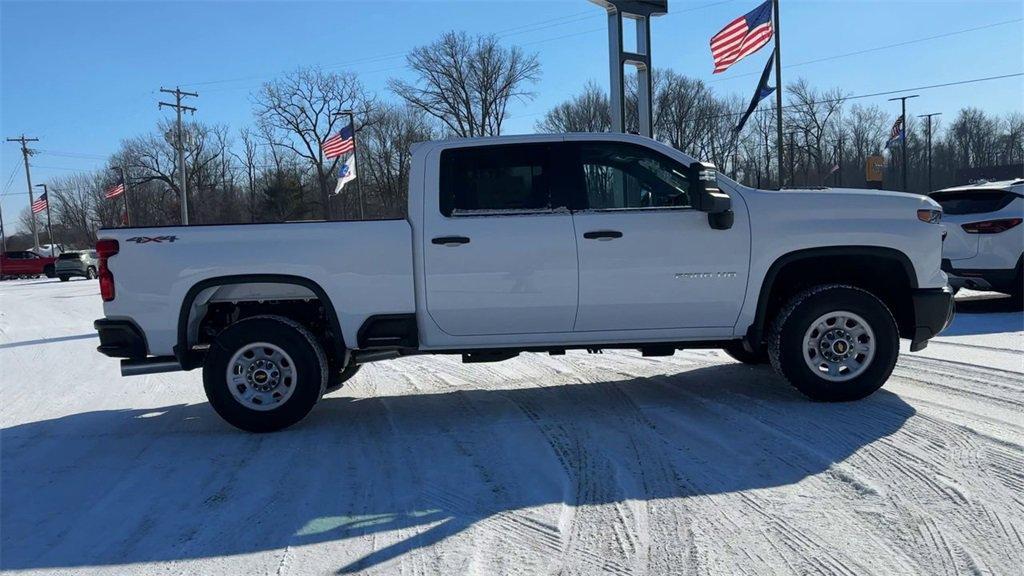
[111,166,132,226]
[333,110,364,219]
[787,131,796,187]
[159,87,197,225]
[918,112,942,193]
[34,184,55,257]
[888,94,918,192]
[1,195,7,254]
[772,0,785,187]
[6,135,40,249]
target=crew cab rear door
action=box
[565,140,750,332]
[421,141,579,336]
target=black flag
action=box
[734,49,776,133]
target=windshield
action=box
[58,252,82,260]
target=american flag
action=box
[322,122,355,159]
[710,0,774,74]
[105,183,125,199]
[31,192,48,214]
[887,116,905,148]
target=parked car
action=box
[0,250,57,279]
[94,133,953,432]
[55,251,99,281]
[929,179,1023,297]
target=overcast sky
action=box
[2,0,1022,226]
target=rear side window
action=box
[929,191,1017,215]
[439,144,550,217]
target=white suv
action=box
[930,179,1023,298]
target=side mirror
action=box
[688,161,734,230]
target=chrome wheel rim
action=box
[226,342,297,411]
[802,311,875,382]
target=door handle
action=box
[583,230,623,240]
[432,235,471,246]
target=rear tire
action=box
[721,341,769,364]
[203,315,327,432]
[43,265,55,278]
[768,285,898,402]
[58,275,70,282]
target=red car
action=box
[0,251,57,279]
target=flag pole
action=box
[343,110,364,220]
[772,0,784,188]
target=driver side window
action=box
[579,143,691,210]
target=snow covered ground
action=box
[1,277,1022,576]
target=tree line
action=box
[7,30,1021,251]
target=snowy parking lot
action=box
[1,277,1022,575]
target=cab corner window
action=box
[579,143,692,210]
[440,144,550,217]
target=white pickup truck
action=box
[94,133,954,432]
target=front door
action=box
[567,141,750,332]
[422,142,579,337]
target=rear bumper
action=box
[94,319,148,358]
[55,263,87,276]
[942,259,1018,292]
[909,286,955,352]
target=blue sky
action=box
[2,0,1022,228]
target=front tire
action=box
[768,285,899,402]
[203,315,327,432]
[58,275,70,282]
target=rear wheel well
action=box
[754,251,916,347]
[177,276,346,370]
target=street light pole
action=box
[917,112,942,193]
[888,94,918,192]
[34,184,55,257]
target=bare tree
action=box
[358,105,436,218]
[233,127,260,222]
[785,78,847,183]
[254,67,374,219]
[391,31,540,137]
[536,82,610,133]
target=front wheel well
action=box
[753,250,917,347]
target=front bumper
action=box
[909,286,955,352]
[94,319,148,358]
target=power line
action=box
[689,72,1024,124]
[34,149,110,160]
[187,0,738,92]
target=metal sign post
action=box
[590,0,667,137]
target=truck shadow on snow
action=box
[1,362,915,573]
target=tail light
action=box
[96,239,119,301]
[961,218,1022,234]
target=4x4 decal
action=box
[125,235,178,244]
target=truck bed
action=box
[99,220,416,357]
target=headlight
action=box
[917,209,942,224]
